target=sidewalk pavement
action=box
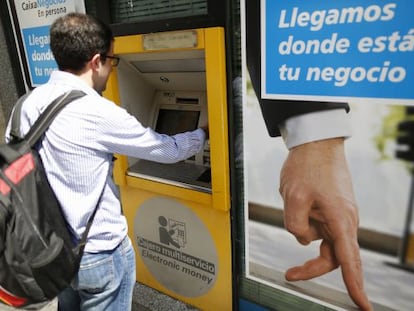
[0,283,198,311]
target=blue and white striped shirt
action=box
[5,71,206,253]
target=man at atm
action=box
[5,12,208,311]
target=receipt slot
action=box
[103,28,231,310]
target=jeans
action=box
[58,236,136,311]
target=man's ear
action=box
[90,53,102,70]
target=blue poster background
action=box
[22,25,58,85]
[263,0,414,101]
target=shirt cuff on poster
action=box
[280,109,352,150]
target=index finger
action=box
[335,236,373,311]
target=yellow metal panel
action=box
[112,156,128,187]
[204,27,230,212]
[121,186,232,311]
[103,70,128,186]
[103,69,121,105]
[114,35,144,54]
[125,176,212,206]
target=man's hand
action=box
[279,138,373,311]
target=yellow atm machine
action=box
[103,28,232,310]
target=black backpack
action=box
[0,90,99,309]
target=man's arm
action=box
[245,0,348,137]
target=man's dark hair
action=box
[50,13,114,71]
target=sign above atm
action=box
[261,0,414,103]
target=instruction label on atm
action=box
[143,30,198,51]
[134,197,218,297]
[261,0,414,102]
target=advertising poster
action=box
[261,0,414,104]
[243,0,414,310]
[11,0,85,86]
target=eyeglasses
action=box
[104,55,120,67]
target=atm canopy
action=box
[119,49,206,92]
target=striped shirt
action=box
[5,71,206,253]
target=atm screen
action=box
[155,109,200,135]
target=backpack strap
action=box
[74,186,105,256]
[0,90,86,164]
[22,90,86,149]
[9,92,32,141]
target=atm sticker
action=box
[134,197,218,297]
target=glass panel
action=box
[84,0,97,16]
[110,0,208,23]
[242,0,414,310]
